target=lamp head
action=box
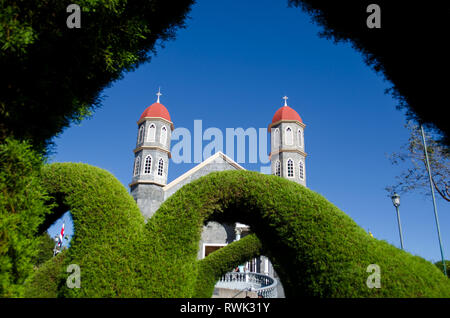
[391,192,400,207]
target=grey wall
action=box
[130,183,164,219]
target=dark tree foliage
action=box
[0,0,194,152]
[289,0,450,147]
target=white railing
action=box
[215,272,278,298]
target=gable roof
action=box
[163,151,245,192]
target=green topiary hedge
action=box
[0,138,53,297]
[27,163,147,297]
[24,252,66,298]
[194,234,263,298]
[32,233,57,268]
[25,163,450,298]
[434,261,449,276]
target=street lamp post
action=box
[391,193,404,250]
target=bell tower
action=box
[130,89,174,218]
[269,96,307,186]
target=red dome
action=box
[139,102,171,122]
[271,105,302,124]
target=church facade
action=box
[129,92,307,291]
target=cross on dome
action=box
[282,96,288,106]
[156,87,162,103]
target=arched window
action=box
[157,158,164,176]
[285,127,293,145]
[298,129,303,147]
[138,125,145,144]
[144,155,152,174]
[299,161,304,180]
[275,160,281,176]
[287,159,294,177]
[273,128,280,149]
[160,126,167,145]
[147,124,156,142]
[134,157,141,176]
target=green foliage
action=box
[24,252,66,298]
[0,0,194,151]
[434,260,449,276]
[30,163,146,298]
[175,170,450,297]
[0,3,36,53]
[25,163,450,297]
[194,234,263,298]
[0,138,52,297]
[32,233,56,268]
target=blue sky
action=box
[47,0,449,264]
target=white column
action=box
[235,226,242,241]
[263,256,269,276]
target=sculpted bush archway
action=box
[25,163,450,297]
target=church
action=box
[129,91,307,297]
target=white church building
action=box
[129,91,307,297]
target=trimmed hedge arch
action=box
[26,163,450,297]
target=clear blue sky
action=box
[47,0,449,264]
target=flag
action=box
[58,222,65,247]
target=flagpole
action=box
[53,221,65,256]
[420,125,447,277]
